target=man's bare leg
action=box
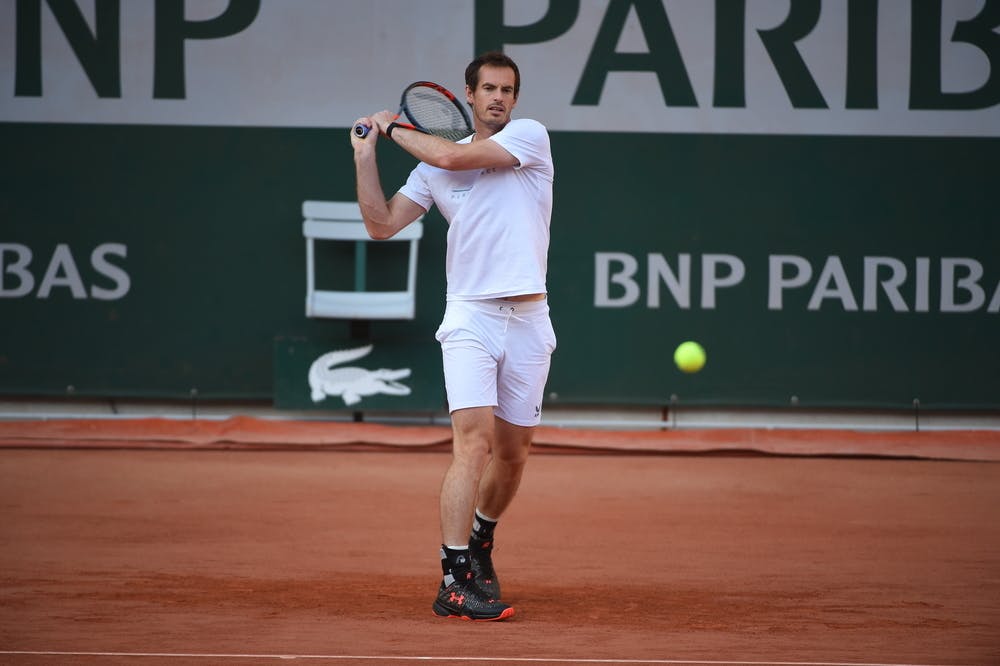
[439,406,495,546]
[477,416,534,519]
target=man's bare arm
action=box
[351,115,426,239]
[391,126,518,172]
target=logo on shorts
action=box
[308,344,412,406]
[534,405,540,417]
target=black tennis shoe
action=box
[469,536,501,600]
[432,571,513,621]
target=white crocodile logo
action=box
[308,344,412,406]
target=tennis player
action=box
[351,51,555,621]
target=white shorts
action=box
[435,298,557,427]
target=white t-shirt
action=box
[398,118,554,301]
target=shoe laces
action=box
[448,573,499,605]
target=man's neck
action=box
[472,121,507,141]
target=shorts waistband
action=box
[452,297,549,315]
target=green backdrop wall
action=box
[3,123,996,410]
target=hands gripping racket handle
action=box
[352,120,411,139]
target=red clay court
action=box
[1,417,998,665]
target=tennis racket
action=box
[353,81,473,142]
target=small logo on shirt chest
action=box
[449,186,472,201]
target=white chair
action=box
[302,201,424,319]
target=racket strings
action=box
[404,87,472,142]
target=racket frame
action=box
[353,81,472,141]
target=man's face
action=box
[466,65,518,131]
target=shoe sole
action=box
[432,601,515,621]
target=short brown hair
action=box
[465,51,520,98]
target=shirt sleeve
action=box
[397,163,434,211]
[489,118,550,170]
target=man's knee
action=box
[451,406,495,460]
[492,419,534,466]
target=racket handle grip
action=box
[352,123,370,138]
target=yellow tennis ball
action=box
[674,341,706,373]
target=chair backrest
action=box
[302,200,424,319]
